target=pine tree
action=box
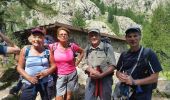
[100,2,105,15]
[107,7,114,23]
[71,10,86,28]
[142,3,170,70]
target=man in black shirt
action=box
[116,26,162,100]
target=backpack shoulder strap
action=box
[85,42,109,58]
[52,42,58,51]
[85,44,91,59]
[103,42,109,57]
[44,49,50,60]
[69,42,78,57]
[25,45,31,59]
[143,48,151,59]
[69,43,74,51]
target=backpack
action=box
[85,36,111,58]
[25,45,50,61]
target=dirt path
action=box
[0,86,12,99]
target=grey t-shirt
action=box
[83,42,116,72]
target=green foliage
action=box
[160,71,170,80]
[71,10,86,28]
[107,6,114,23]
[99,2,106,15]
[110,4,145,24]
[90,0,106,15]
[112,17,119,35]
[90,0,100,7]
[32,19,39,27]
[142,3,170,71]
[0,0,57,30]
[0,0,58,47]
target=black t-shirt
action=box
[116,47,162,90]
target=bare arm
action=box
[6,46,20,54]
[75,47,84,66]
[17,47,38,84]
[36,48,56,79]
[40,48,56,76]
[134,72,159,85]
[116,70,159,85]
[0,32,20,54]
[100,65,115,78]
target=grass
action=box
[160,71,170,80]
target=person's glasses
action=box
[58,34,68,37]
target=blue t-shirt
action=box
[0,45,7,55]
[116,47,162,90]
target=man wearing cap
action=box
[81,28,116,100]
[17,27,56,100]
[116,26,162,100]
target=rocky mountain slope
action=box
[26,0,168,35]
[3,0,169,35]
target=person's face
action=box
[30,33,45,47]
[57,30,69,42]
[88,32,100,46]
[126,32,141,48]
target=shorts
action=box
[56,70,78,96]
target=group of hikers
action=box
[0,26,162,100]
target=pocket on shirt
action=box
[97,53,106,58]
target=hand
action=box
[27,76,38,84]
[125,76,135,85]
[14,45,20,54]
[36,71,48,79]
[89,69,102,79]
[116,71,128,82]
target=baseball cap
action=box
[88,28,100,35]
[31,28,45,35]
[125,26,141,35]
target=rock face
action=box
[29,0,168,35]
[157,79,170,95]
[20,0,168,36]
[115,16,141,35]
[35,0,100,25]
[104,0,168,15]
[74,0,101,19]
[86,20,116,35]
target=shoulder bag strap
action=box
[130,47,144,75]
